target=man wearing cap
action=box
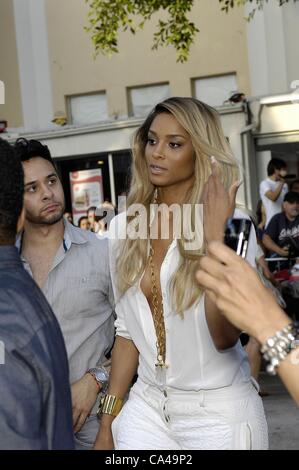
[263,191,299,265]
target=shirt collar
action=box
[63,219,89,251]
[16,219,88,255]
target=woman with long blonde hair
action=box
[94,97,268,450]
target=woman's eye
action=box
[147,138,156,145]
[49,179,56,185]
[169,142,181,149]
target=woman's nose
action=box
[153,144,166,159]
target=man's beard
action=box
[26,205,65,226]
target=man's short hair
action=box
[267,158,286,176]
[0,138,24,243]
[87,206,97,216]
[14,138,58,171]
[284,191,299,204]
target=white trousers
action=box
[112,379,268,450]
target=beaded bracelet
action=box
[261,322,299,375]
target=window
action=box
[192,74,238,107]
[68,92,108,125]
[128,83,170,117]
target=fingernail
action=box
[210,156,217,164]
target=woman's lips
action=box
[149,164,167,175]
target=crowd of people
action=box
[65,201,116,237]
[258,158,299,262]
[0,97,298,451]
[257,158,299,319]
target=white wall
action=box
[256,150,271,183]
[246,1,299,96]
[13,0,53,130]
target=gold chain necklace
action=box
[148,243,167,368]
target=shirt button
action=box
[82,277,87,283]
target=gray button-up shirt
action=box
[16,220,115,387]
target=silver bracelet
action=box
[260,322,298,375]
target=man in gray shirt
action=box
[15,138,115,450]
[0,138,74,449]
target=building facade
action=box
[0,0,298,213]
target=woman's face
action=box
[145,112,195,189]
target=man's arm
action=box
[0,349,47,449]
[262,233,289,257]
[256,253,277,284]
[264,181,285,202]
[263,214,289,257]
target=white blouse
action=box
[108,208,256,391]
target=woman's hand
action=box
[201,157,240,245]
[196,241,289,344]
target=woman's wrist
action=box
[255,312,290,345]
[260,321,298,375]
[99,413,116,428]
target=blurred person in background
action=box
[94,201,115,238]
[64,211,73,224]
[290,179,299,194]
[87,206,97,232]
[259,158,289,228]
[78,216,90,230]
[263,191,299,270]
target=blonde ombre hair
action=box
[117,97,240,315]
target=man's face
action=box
[283,200,299,220]
[79,218,89,230]
[88,210,96,228]
[275,166,287,180]
[22,157,65,226]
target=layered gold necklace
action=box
[148,244,166,368]
[149,188,167,369]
